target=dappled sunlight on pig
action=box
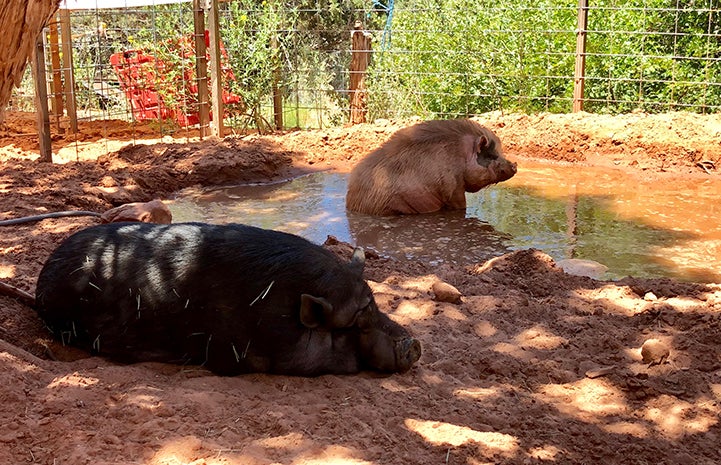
[35,222,421,375]
[404,418,519,454]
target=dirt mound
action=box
[1,111,721,464]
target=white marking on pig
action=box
[231,343,240,363]
[71,254,94,276]
[147,260,163,284]
[203,334,212,366]
[250,281,274,306]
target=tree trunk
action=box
[0,0,61,124]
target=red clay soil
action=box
[1,110,721,465]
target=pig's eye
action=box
[351,304,371,327]
[478,147,498,159]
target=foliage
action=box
[29,1,720,129]
[573,0,721,113]
[367,0,578,119]
[368,0,721,118]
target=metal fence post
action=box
[573,0,589,112]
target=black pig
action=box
[35,222,421,376]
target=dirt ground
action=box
[1,110,721,465]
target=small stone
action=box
[431,281,462,304]
[556,258,608,279]
[644,292,658,301]
[99,175,118,187]
[584,365,616,379]
[641,338,670,365]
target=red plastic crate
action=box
[110,32,242,127]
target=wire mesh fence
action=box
[8,0,721,134]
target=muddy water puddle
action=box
[169,162,721,282]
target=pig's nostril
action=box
[402,338,422,364]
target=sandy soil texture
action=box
[1,110,721,465]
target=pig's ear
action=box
[300,294,333,328]
[474,135,489,154]
[348,247,365,276]
[139,211,153,223]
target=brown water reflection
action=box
[471,160,721,282]
[169,162,721,282]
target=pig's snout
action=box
[494,159,517,182]
[396,337,422,372]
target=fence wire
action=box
[9,0,721,133]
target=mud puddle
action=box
[169,162,721,282]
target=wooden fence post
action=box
[205,0,224,137]
[33,34,52,162]
[193,0,210,138]
[271,35,283,130]
[349,21,371,124]
[48,18,63,129]
[573,0,589,112]
[59,9,77,133]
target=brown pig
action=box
[100,199,172,224]
[346,119,517,215]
